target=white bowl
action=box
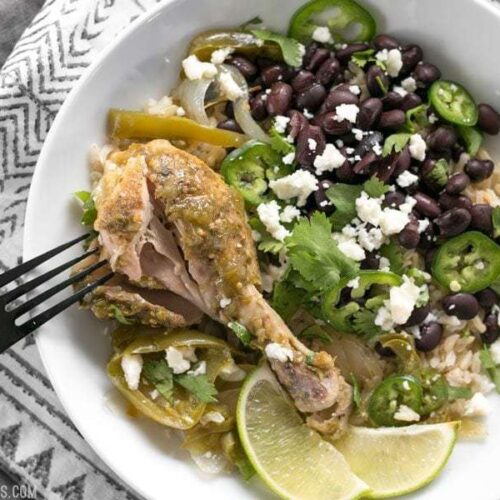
[24,0,500,498]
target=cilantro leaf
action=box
[351,48,375,68]
[493,206,500,239]
[285,212,359,291]
[383,133,411,157]
[298,324,332,344]
[379,240,405,275]
[258,237,285,255]
[176,373,218,403]
[142,359,174,402]
[363,176,390,198]
[251,29,305,67]
[352,307,382,339]
[480,346,500,393]
[404,104,430,133]
[109,305,134,325]
[326,183,363,229]
[228,321,252,346]
[75,191,97,226]
[272,277,307,321]
[424,158,449,188]
[269,126,295,155]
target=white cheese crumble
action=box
[210,47,234,65]
[386,49,403,77]
[355,191,383,226]
[200,411,226,426]
[334,233,366,261]
[393,86,407,97]
[188,361,207,376]
[418,219,430,233]
[409,134,427,161]
[303,108,314,119]
[347,277,360,289]
[308,138,318,151]
[379,256,391,271]
[375,276,422,330]
[349,85,361,95]
[312,26,333,44]
[219,297,232,308]
[358,226,384,251]
[280,205,301,223]
[265,343,294,362]
[396,170,419,188]
[313,143,345,175]
[166,346,191,374]
[463,393,492,417]
[394,404,421,422]
[121,354,143,391]
[269,169,318,207]
[334,104,359,123]
[219,71,244,101]
[274,115,290,133]
[401,76,417,93]
[282,151,295,165]
[219,362,247,382]
[182,55,217,80]
[257,201,290,242]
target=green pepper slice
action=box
[220,140,290,206]
[432,231,500,293]
[417,369,449,416]
[457,125,483,156]
[107,328,232,429]
[322,271,402,333]
[288,0,377,44]
[188,29,282,62]
[368,374,423,427]
[429,80,478,126]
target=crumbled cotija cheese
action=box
[401,76,417,93]
[210,47,234,65]
[219,71,244,101]
[265,343,294,362]
[200,411,226,426]
[313,143,345,175]
[394,404,421,422]
[166,346,191,374]
[280,205,301,223]
[121,354,143,391]
[312,26,333,43]
[269,169,318,207]
[334,104,359,123]
[257,201,290,242]
[274,115,290,133]
[409,133,427,161]
[182,55,218,80]
[396,170,419,188]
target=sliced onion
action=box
[175,78,213,126]
[221,65,270,143]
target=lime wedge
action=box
[334,423,459,498]
[236,363,370,500]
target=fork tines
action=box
[0,234,113,351]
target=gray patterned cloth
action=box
[0,1,165,498]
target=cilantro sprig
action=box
[74,191,97,226]
[251,29,305,67]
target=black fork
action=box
[0,234,113,353]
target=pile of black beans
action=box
[222,34,500,353]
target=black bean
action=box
[256,57,274,69]
[287,110,308,140]
[314,180,335,215]
[226,56,258,79]
[372,153,398,182]
[336,43,369,64]
[296,82,327,111]
[476,288,498,309]
[427,126,458,153]
[266,82,293,116]
[382,91,405,110]
[291,70,316,92]
[398,220,421,249]
[373,34,400,50]
[452,143,466,163]
[354,131,384,157]
[435,208,471,236]
[424,248,437,272]
[361,252,381,269]
[335,158,356,182]
[414,192,442,218]
[378,109,406,130]
[316,57,341,86]
[470,204,493,234]
[375,342,396,358]
[217,119,243,133]
[401,44,423,75]
[419,223,437,250]
[445,173,470,194]
[438,193,473,212]
[261,64,290,87]
[317,112,352,135]
[393,147,412,176]
[464,158,495,182]
[305,47,331,72]
[477,103,500,135]
[353,151,378,174]
[296,125,326,166]
[415,322,443,352]
[384,190,406,208]
[405,303,431,327]
[250,92,268,120]
[482,314,500,344]
[366,65,389,97]
[356,97,383,130]
[413,62,441,87]
[323,87,359,111]
[400,93,422,111]
[442,293,480,320]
